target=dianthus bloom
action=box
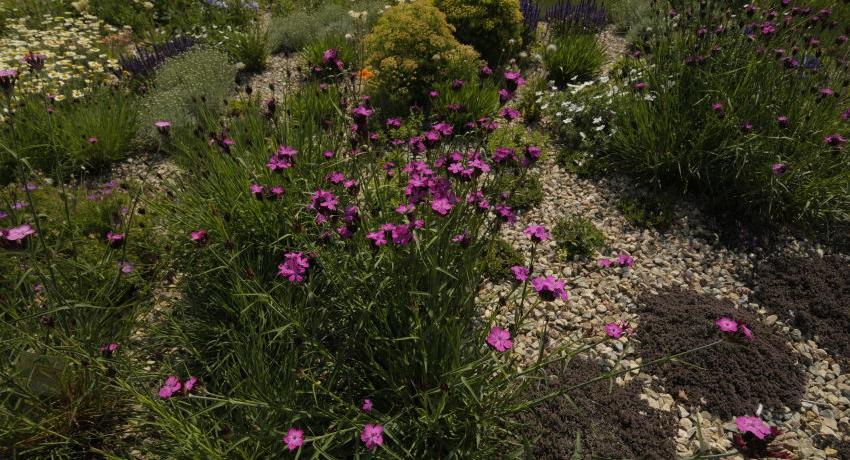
[105,231,125,247]
[4,224,36,241]
[824,134,847,148]
[523,225,550,243]
[532,275,569,301]
[360,424,384,449]
[361,399,373,413]
[511,265,530,282]
[278,252,310,283]
[740,323,754,340]
[283,427,304,451]
[715,316,738,332]
[771,163,787,176]
[431,197,454,215]
[99,342,120,357]
[604,321,629,339]
[158,376,182,399]
[735,416,772,440]
[190,229,207,243]
[501,107,521,121]
[486,326,513,352]
[154,120,171,135]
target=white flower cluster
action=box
[0,15,122,98]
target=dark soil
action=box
[519,359,678,459]
[753,255,850,362]
[634,288,805,419]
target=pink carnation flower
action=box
[283,427,304,451]
[360,423,384,449]
[486,326,513,352]
[735,416,772,440]
[715,316,738,332]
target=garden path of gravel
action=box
[475,154,850,458]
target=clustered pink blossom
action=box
[715,316,754,340]
[278,252,310,283]
[158,375,198,399]
[531,275,569,301]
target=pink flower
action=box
[106,231,125,247]
[4,224,35,241]
[824,134,847,148]
[615,253,635,267]
[597,258,613,268]
[278,252,310,283]
[715,316,738,332]
[154,120,171,134]
[119,261,134,273]
[735,416,772,440]
[431,198,454,215]
[532,275,569,301]
[633,82,648,90]
[183,376,198,393]
[99,343,120,356]
[158,375,182,399]
[283,427,304,451]
[360,423,384,449]
[361,399,373,413]
[771,163,787,176]
[367,231,388,247]
[486,326,513,352]
[190,229,207,243]
[604,322,627,339]
[523,225,550,243]
[511,265,530,282]
[740,323,754,340]
[87,137,99,144]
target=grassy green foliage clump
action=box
[434,0,524,65]
[0,88,138,184]
[543,33,605,85]
[479,237,524,280]
[364,0,482,113]
[553,215,606,257]
[608,2,850,227]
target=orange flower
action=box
[357,68,375,80]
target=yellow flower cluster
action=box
[0,14,124,98]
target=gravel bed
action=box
[476,153,849,458]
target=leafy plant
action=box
[226,22,270,73]
[434,0,525,65]
[552,215,605,257]
[479,237,524,281]
[616,192,675,231]
[364,0,482,114]
[136,47,236,146]
[543,33,604,85]
[608,2,850,227]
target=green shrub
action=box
[0,88,138,184]
[0,180,162,457]
[434,0,524,66]
[553,216,605,257]
[608,4,850,227]
[543,33,604,85]
[479,237,524,281]
[364,0,482,113]
[487,122,547,153]
[226,23,270,73]
[616,192,675,231]
[136,48,236,146]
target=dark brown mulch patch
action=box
[519,359,678,459]
[753,255,850,362]
[634,288,806,419]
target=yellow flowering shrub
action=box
[0,14,123,99]
[364,0,481,113]
[433,0,523,65]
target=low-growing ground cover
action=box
[2,0,850,458]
